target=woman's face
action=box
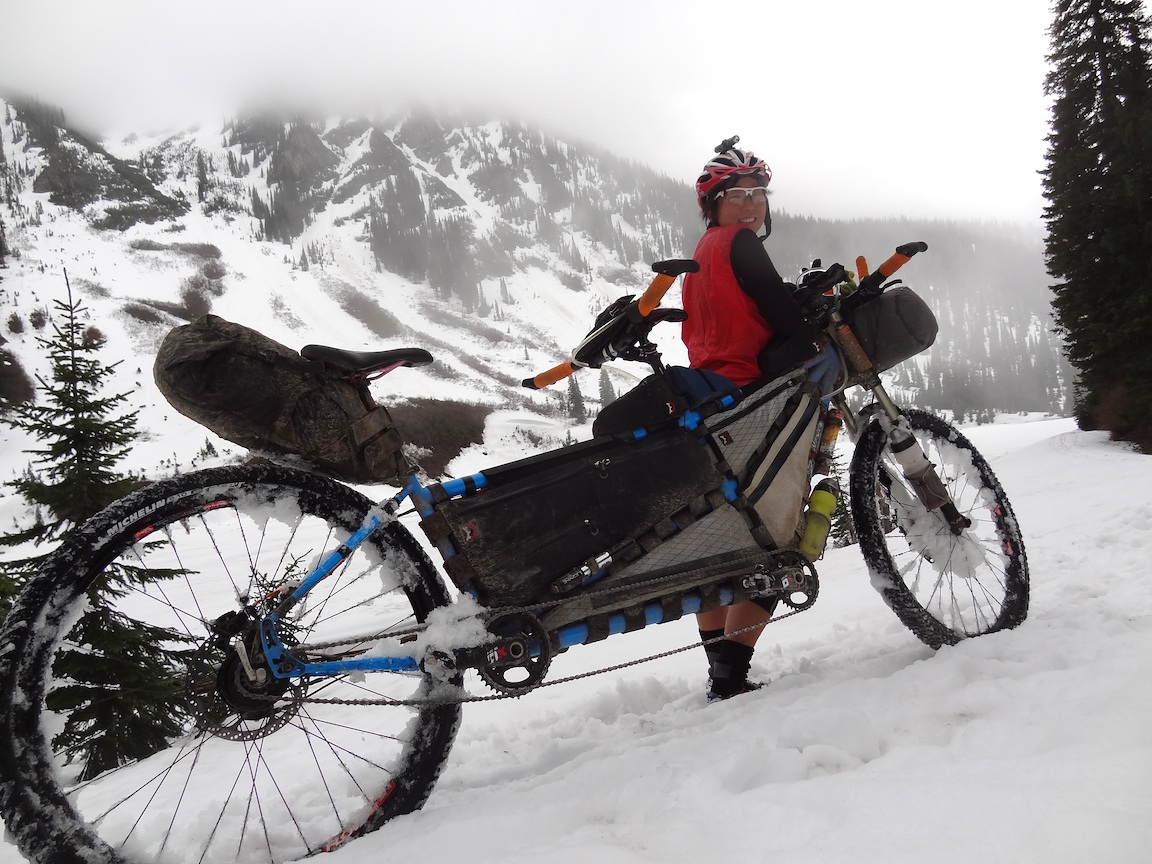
[715,176,768,233]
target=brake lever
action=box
[644,307,688,326]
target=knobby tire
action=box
[0,463,461,864]
[849,409,1029,649]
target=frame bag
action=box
[704,371,823,550]
[420,429,726,606]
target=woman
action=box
[682,138,824,702]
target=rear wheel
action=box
[849,410,1028,649]
[0,463,461,864]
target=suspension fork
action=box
[831,310,971,535]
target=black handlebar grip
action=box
[651,259,700,278]
[895,241,928,257]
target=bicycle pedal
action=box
[419,650,459,682]
[741,571,773,592]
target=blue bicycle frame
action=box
[257,400,742,682]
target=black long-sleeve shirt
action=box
[729,229,821,377]
[728,229,808,337]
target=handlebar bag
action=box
[844,285,938,372]
[153,315,405,484]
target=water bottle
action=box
[799,478,839,560]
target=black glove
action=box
[573,296,687,368]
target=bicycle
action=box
[0,242,1028,864]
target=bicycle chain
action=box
[298,602,811,708]
[296,547,778,654]
[278,550,817,708]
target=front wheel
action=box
[849,409,1028,649]
[0,462,461,864]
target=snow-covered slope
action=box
[2,416,1149,864]
[2,99,1147,864]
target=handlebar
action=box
[636,259,700,318]
[522,259,699,389]
[855,241,928,297]
[521,242,925,392]
[523,361,578,390]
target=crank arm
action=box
[420,634,538,681]
[741,564,808,595]
[740,554,818,610]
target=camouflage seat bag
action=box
[153,315,404,485]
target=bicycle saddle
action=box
[301,344,434,374]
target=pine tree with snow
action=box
[0,278,188,780]
[1044,0,1152,450]
[567,375,587,422]
[598,367,616,407]
[0,285,141,551]
[1,296,135,618]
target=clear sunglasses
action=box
[716,187,770,204]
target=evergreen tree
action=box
[1043,0,1152,450]
[598,367,616,407]
[196,151,208,203]
[0,282,142,571]
[828,451,856,548]
[0,277,187,780]
[500,278,515,305]
[567,375,587,423]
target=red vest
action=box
[681,225,775,386]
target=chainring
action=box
[766,550,820,611]
[476,611,553,696]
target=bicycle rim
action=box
[850,410,1029,648]
[0,463,460,864]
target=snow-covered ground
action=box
[3,415,1149,863]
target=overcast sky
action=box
[2,0,1062,223]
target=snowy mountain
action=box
[1,95,1069,488]
[1,98,717,472]
[1,97,1147,864]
